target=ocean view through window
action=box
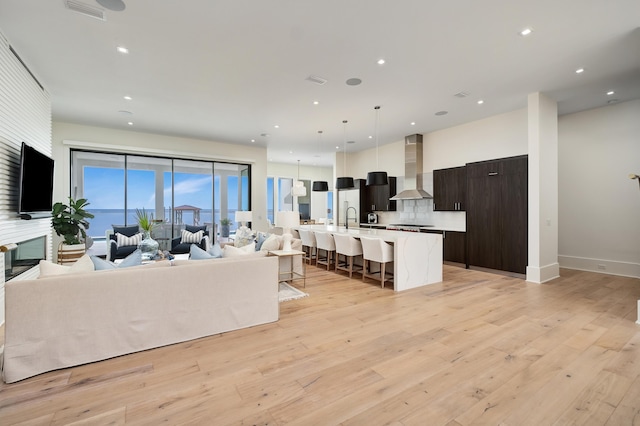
[71,150,250,241]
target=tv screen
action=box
[18,142,54,216]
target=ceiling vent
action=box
[454,91,469,98]
[306,75,327,85]
[64,0,106,21]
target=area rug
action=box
[279,282,308,302]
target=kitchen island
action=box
[298,225,442,291]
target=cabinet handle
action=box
[488,172,498,176]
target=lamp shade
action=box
[335,177,355,189]
[366,171,389,186]
[312,181,329,192]
[276,211,300,229]
[235,210,252,223]
[292,181,307,197]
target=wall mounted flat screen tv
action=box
[18,142,54,218]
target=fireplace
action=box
[3,235,46,281]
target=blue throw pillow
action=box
[255,232,270,251]
[91,249,142,270]
[208,242,223,258]
[190,243,223,260]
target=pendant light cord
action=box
[374,106,380,169]
[342,120,348,174]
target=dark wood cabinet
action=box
[433,166,466,211]
[363,176,397,212]
[421,230,467,265]
[443,231,466,264]
[466,155,528,274]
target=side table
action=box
[268,249,306,288]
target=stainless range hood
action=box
[390,134,432,200]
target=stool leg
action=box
[381,263,385,288]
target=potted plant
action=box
[220,217,232,238]
[135,208,159,260]
[51,197,95,264]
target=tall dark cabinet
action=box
[466,155,528,274]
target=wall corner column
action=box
[527,92,560,283]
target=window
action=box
[71,150,250,242]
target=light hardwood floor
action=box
[1,265,639,425]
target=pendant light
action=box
[312,130,329,192]
[335,120,355,189]
[366,105,389,186]
[292,160,307,197]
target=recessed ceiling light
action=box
[346,78,362,86]
[250,139,255,143]
[289,150,293,154]
[575,68,585,74]
[410,122,416,126]
[123,95,132,101]
[519,28,533,36]
[606,91,615,95]
[477,100,484,105]
[274,125,279,128]
[368,135,373,139]
[377,59,385,65]
[116,46,129,54]
[435,111,448,116]
[313,101,319,105]
[127,121,133,126]
[336,146,340,149]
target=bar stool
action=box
[360,236,394,288]
[298,228,317,265]
[314,231,336,270]
[333,233,363,278]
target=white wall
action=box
[266,162,333,220]
[558,99,640,277]
[0,33,52,325]
[52,122,271,234]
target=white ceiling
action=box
[0,0,639,167]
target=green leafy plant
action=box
[135,208,155,233]
[220,217,232,226]
[51,197,95,245]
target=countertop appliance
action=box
[367,213,378,224]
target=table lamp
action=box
[276,211,300,252]
[234,210,254,247]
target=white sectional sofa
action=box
[2,253,279,383]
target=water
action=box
[86,209,239,239]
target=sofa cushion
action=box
[112,225,139,238]
[91,249,142,270]
[38,254,95,278]
[255,232,269,250]
[260,234,280,252]
[180,229,204,244]
[185,225,207,234]
[116,232,142,247]
[223,242,256,257]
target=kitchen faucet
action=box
[345,206,357,230]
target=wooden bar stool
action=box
[298,228,317,265]
[360,236,394,288]
[333,233,363,278]
[314,231,336,270]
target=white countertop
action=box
[298,224,434,243]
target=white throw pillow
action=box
[38,254,95,278]
[260,234,280,252]
[116,232,142,247]
[223,242,256,257]
[180,229,203,244]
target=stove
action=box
[386,224,428,232]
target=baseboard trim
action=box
[558,255,640,279]
[526,263,560,284]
